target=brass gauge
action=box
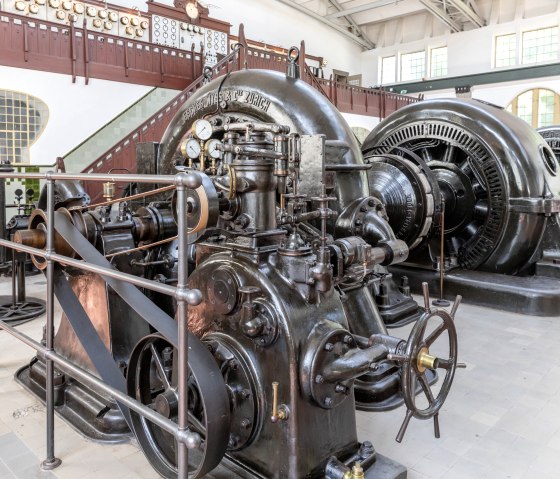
[103,20,113,30]
[205,139,222,159]
[125,25,134,35]
[181,138,201,159]
[48,0,59,7]
[29,3,40,13]
[92,18,101,28]
[191,119,212,141]
[36,0,46,5]
[62,1,72,10]
[120,16,129,25]
[130,17,139,26]
[15,1,26,11]
[86,6,96,16]
[140,20,148,29]
[135,28,143,37]
[180,22,188,31]
[108,11,118,21]
[73,3,84,14]
[98,9,108,19]
[55,9,66,19]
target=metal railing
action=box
[0,169,203,479]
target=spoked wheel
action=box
[389,283,464,442]
[127,334,231,478]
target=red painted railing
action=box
[0,11,203,89]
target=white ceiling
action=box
[273,0,487,49]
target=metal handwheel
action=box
[389,283,464,442]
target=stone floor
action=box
[0,273,558,478]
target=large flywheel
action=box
[127,334,231,478]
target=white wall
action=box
[0,66,151,166]
[341,112,380,131]
[205,0,364,77]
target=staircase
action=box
[79,25,420,202]
[63,87,178,174]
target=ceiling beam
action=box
[447,0,486,28]
[419,0,462,32]
[325,0,404,19]
[327,0,376,49]
[273,0,373,49]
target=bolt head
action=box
[324,396,334,408]
[324,342,334,352]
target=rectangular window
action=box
[381,56,396,84]
[538,89,555,127]
[430,46,447,77]
[400,51,425,82]
[522,26,558,64]
[495,34,517,67]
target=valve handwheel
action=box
[389,282,464,443]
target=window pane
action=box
[381,56,396,84]
[430,46,447,77]
[495,34,517,67]
[401,51,425,82]
[522,26,558,64]
[516,90,533,125]
[538,89,555,127]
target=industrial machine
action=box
[12,53,462,478]
[363,99,560,315]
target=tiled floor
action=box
[0,274,558,478]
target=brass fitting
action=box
[270,382,288,423]
[102,181,116,201]
[351,462,365,479]
[417,346,438,373]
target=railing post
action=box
[237,23,247,69]
[70,17,76,83]
[41,175,62,472]
[176,178,189,479]
[23,20,29,62]
[83,18,89,85]
[298,40,306,78]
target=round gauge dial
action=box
[108,11,118,21]
[185,1,199,20]
[15,2,26,11]
[181,138,201,160]
[98,9,108,18]
[92,18,102,28]
[103,20,113,30]
[86,6,96,16]
[48,0,59,7]
[36,0,46,5]
[120,16,129,25]
[140,20,149,29]
[191,119,212,141]
[55,10,66,19]
[62,1,72,10]
[205,139,222,159]
[29,4,40,13]
[73,3,84,14]
[136,28,144,37]
[130,17,139,26]
[125,25,134,35]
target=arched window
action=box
[0,90,49,164]
[506,88,560,128]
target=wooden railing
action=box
[80,39,245,201]
[0,11,203,89]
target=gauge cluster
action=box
[179,119,223,172]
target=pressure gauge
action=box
[205,139,222,159]
[86,6,96,16]
[62,1,72,11]
[15,1,26,11]
[181,138,201,159]
[73,3,84,14]
[130,17,139,26]
[103,20,113,30]
[180,22,188,31]
[56,10,66,19]
[140,20,149,29]
[108,11,118,21]
[29,4,40,13]
[48,0,59,7]
[92,18,101,28]
[136,28,144,37]
[98,9,107,18]
[125,25,134,35]
[191,119,212,141]
[36,0,46,6]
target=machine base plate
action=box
[390,266,560,316]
